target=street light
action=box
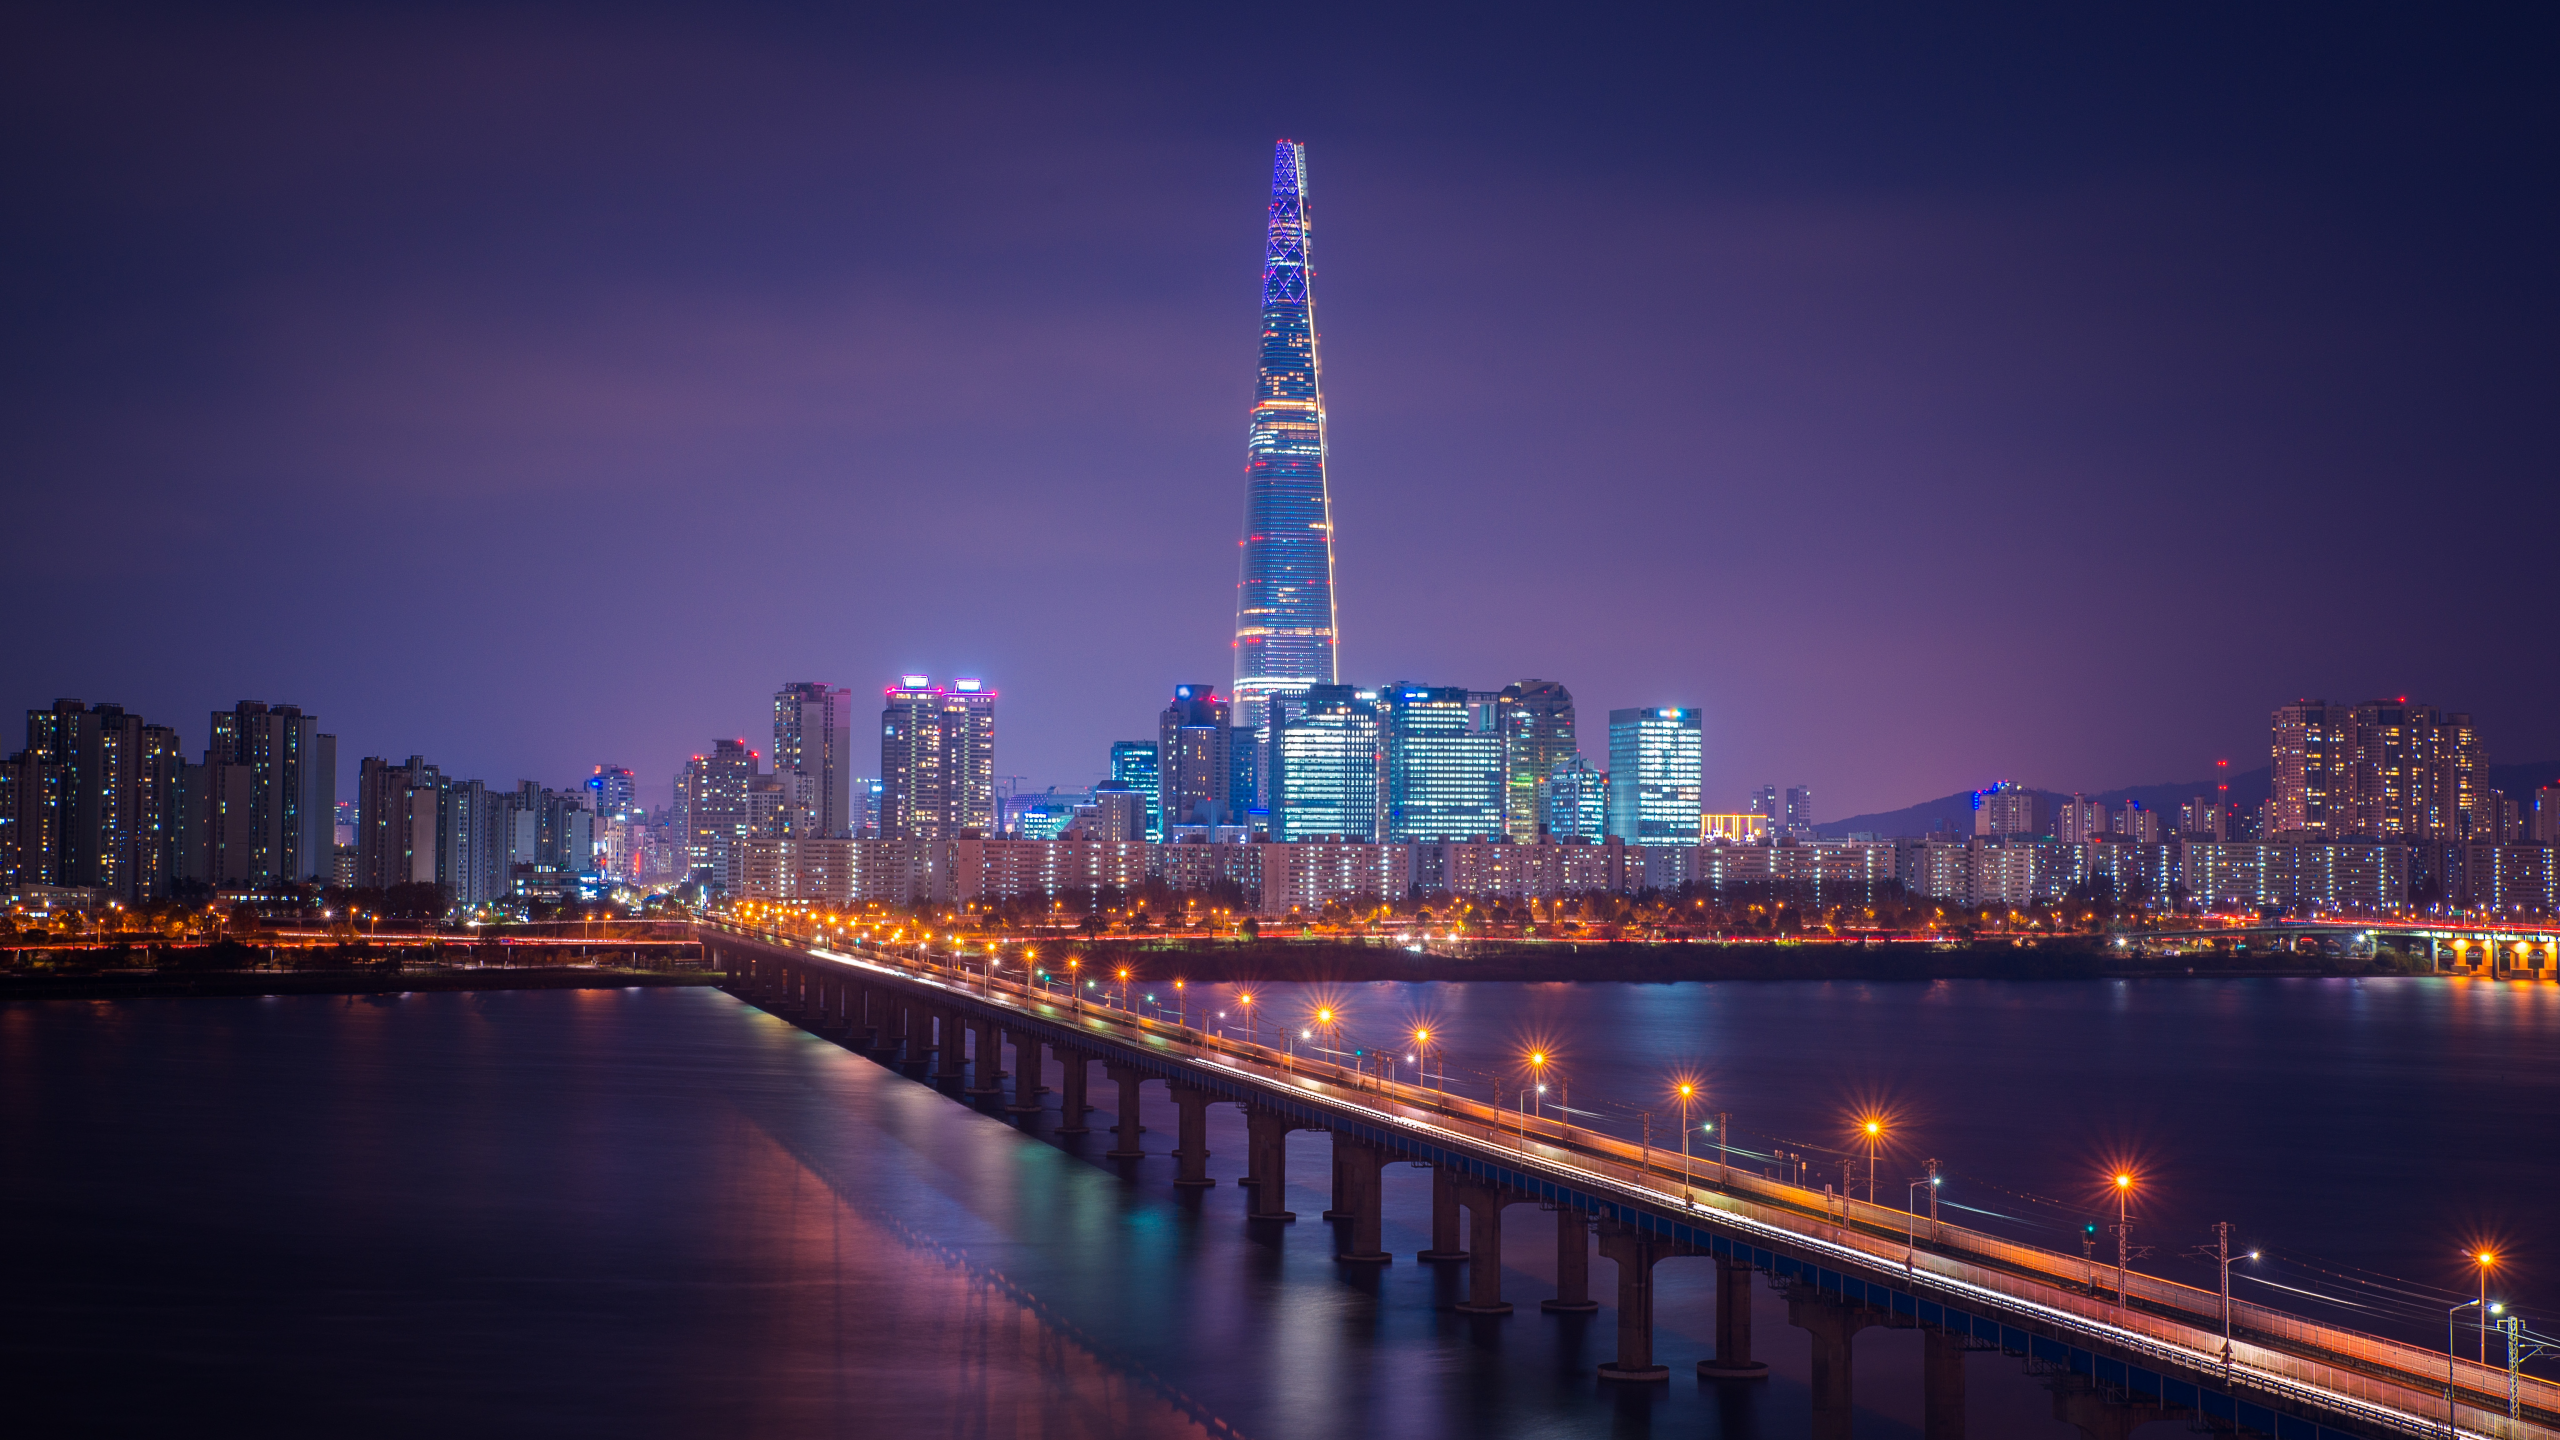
[1527,1051,1548,1126]
[1905,1174,1940,1270]
[1677,1081,1697,1196]
[2450,1297,2504,1434]
[1861,1116,1885,1203]
[1174,978,1186,1028]
[1238,991,1257,1046]
[2473,1251,2499,1364]
[1412,1026,1435,1091]
[2111,1172,2135,1312]
[1115,966,1131,1010]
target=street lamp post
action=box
[1239,991,1256,1047]
[1174,978,1185,1029]
[1527,1052,1548,1128]
[2448,1298,2497,1436]
[1677,1083,1696,1197]
[2112,1172,2134,1313]
[1905,1175,1938,1270]
[1862,1117,1883,1203]
[2473,1251,2499,1364]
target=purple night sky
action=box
[5,4,2553,817]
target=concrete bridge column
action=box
[1419,1164,1468,1261]
[1452,1179,1514,1315]
[1244,1109,1299,1220]
[1103,1064,1148,1158]
[1005,1031,1045,1115]
[1542,1207,1597,1312]
[1171,1085,1215,1187]
[1055,1050,1092,1135]
[965,1017,1005,1096]
[1787,1294,1882,1440]
[850,985,877,1047]
[1594,1223,1671,1380]
[1699,1257,1770,1378]
[2048,1379,2153,1440]
[1923,1327,1966,1439]
[932,1011,967,1080]
[1331,1135,1391,1263]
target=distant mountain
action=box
[1812,763,2559,840]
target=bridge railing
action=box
[718,923,2556,1436]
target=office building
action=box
[1109,741,1162,842]
[1158,685,1234,830]
[773,682,854,837]
[1495,680,1576,844]
[1229,727,1261,827]
[879,676,996,841]
[1607,707,1702,846]
[1231,141,1339,729]
[1543,754,1608,845]
[1383,684,1504,842]
[1271,685,1382,842]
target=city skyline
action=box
[5,6,2554,821]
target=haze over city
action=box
[6,4,2553,816]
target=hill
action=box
[1813,763,2558,840]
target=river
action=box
[4,975,2551,1437]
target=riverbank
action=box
[1058,938,2386,983]
[0,966,724,1002]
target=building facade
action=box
[1608,707,1702,846]
[879,676,996,842]
[772,683,855,838]
[1270,685,1382,842]
[1382,684,1504,842]
[1231,140,1339,729]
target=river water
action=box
[5,976,2552,1438]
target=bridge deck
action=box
[709,922,2555,1440]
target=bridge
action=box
[701,920,2556,1440]
[2139,919,2560,978]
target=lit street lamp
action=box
[1676,1082,1697,1196]
[2111,1172,2135,1312]
[2473,1250,2499,1364]
[1861,1116,1884,1203]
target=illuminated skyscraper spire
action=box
[1232,140,1337,729]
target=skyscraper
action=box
[587,765,638,821]
[1108,741,1161,842]
[1496,680,1576,844]
[1271,685,1382,842]
[772,682,854,837]
[1158,685,1232,830]
[1607,707,1703,846]
[1232,140,1338,730]
[1383,684,1504,842]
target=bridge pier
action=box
[1171,1085,1215,1187]
[1244,1109,1301,1220]
[1330,1135,1391,1263]
[965,1017,1004,1096]
[1419,1164,1468,1261]
[1787,1292,1885,1440]
[1541,1205,1597,1312]
[931,1011,966,1081]
[1924,1326,1966,1439]
[1699,1257,1770,1378]
[1593,1222,1673,1380]
[1055,1050,1091,1134]
[1452,1179,1516,1314]
[2048,1378,2158,1440]
[1103,1064,1148,1158]
[1004,1031,1045,1114]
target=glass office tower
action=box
[1383,685,1504,842]
[1232,140,1338,730]
[1271,685,1381,842]
[1607,707,1703,845]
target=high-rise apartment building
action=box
[772,682,854,837]
[1271,685,1382,842]
[1783,785,1814,838]
[879,676,995,841]
[2270,698,2487,840]
[1383,684,1504,842]
[201,702,336,885]
[1108,741,1161,842]
[1231,141,1338,729]
[1495,680,1575,844]
[8,700,188,900]
[1608,708,1702,846]
[2056,795,2107,844]
[355,755,444,890]
[1158,685,1233,830]
[679,739,756,886]
[587,765,638,821]
[1973,782,2039,838]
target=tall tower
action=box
[1233,140,1338,731]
